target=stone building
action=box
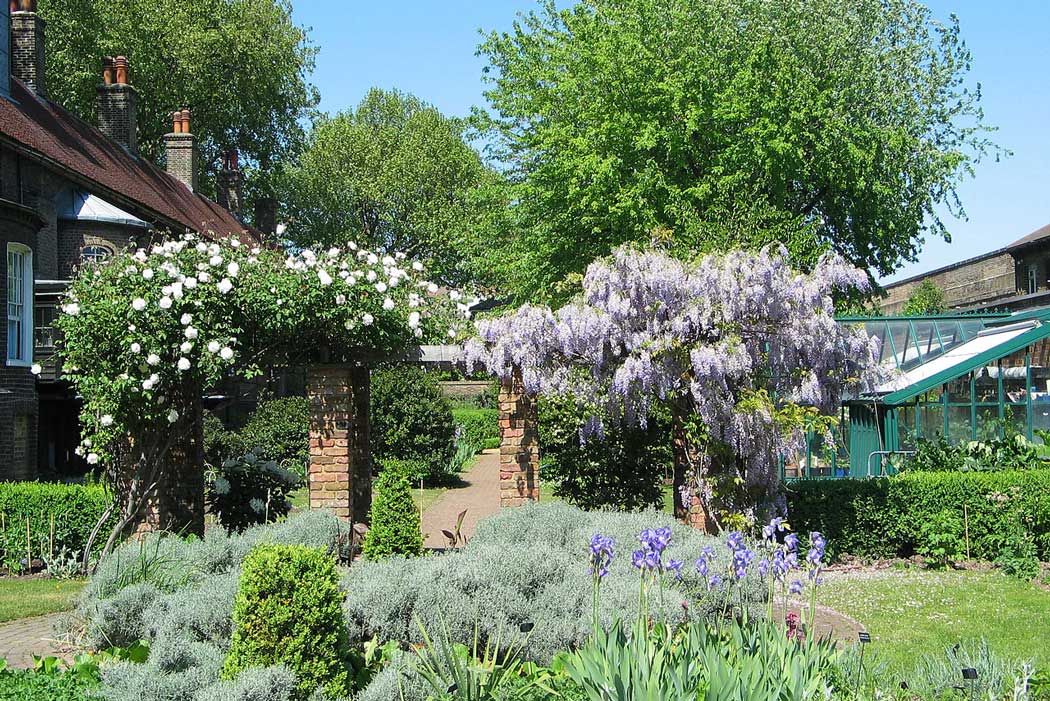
[1,1,262,481]
[881,222,1050,314]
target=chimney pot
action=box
[114,55,129,85]
[180,109,192,134]
[102,56,115,85]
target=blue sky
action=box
[292,1,1050,283]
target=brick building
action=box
[881,222,1050,314]
[1,1,262,481]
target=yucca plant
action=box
[406,616,531,701]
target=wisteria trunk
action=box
[671,405,715,534]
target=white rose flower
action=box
[147,353,161,366]
[447,329,457,338]
[412,261,424,272]
[375,282,388,293]
[382,255,395,267]
[427,283,439,294]
[231,238,241,248]
[132,298,147,311]
[450,290,462,301]
[227,261,240,277]
[180,341,193,353]
[170,282,184,299]
[30,363,42,375]
[159,297,173,309]
[367,253,379,265]
[185,326,199,340]
[167,409,179,423]
[216,278,234,294]
[366,270,378,283]
[207,340,221,354]
[177,357,191,371]
[209,255,224,266]
[408,311,421,328]
[86,453,99,465]
[181,313,193,325]
[318,269,333,286]
[130,342,141,353]
[361,313,374,326]
[199,271,212,283]
[184,276,198,289]
[219,347,235,361]
[142,269,154,280]
[335,294,346,305]
[414,328,423,338]
[100,414,114,427]
[62,303,80,316]
[383,297,395,311]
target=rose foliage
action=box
[56,232,471,471]
[466,245,882,527]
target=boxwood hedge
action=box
[0,482,115,564]
[786,469,1050,561]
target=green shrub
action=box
[0,666,98,701]
[901,431,1047,473]
[539,395,670,511]
[222,543,350,700]
[787,469,1050,563]
[206,452,302,532]
[371,368,456,479]
[0,482,115,571]
[238,397,310,478]
[362,470,423,559]
[377,457,432,483]
[203,412,247,470]
[453,408,499,451]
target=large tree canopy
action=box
[39,0,318,194]
[477,0,996,302]
[281,88,509,287]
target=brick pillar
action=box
[307,365,371,523]
[499,370,539,507]
[135,393,205,537]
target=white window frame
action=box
[81,244,114,265]
[6,243,33,367]
[1028,264,1039,295]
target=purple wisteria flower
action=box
[589,534,615,578]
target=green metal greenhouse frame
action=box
[783,309,1050,480]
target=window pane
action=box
[975,406,1000,441]
[947,374,972,403]
[947,405,973,444]
[897,406,917,450]
[974,368,998,402]
[1005,404,1027,437]
[919,404,944,440]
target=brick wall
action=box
[881,252,1016,314]
[10,11,45,96]
[307,365,371,523]
[57,221,141,279]
[498,372,540,507]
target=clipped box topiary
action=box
[222,543,351,699]
[362,469,424,559]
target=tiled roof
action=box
[1008,222,1050,251]
[0,79,256,243]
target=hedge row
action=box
[452,408,500,450]
[786,470,1050,562]
[0,482,115,561]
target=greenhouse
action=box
[784,309,1050,478]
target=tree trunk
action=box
[671,403,717,533]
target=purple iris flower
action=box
[757,559,770,577]
[638,526,673,556]
[701,545,715,559]
[666,558,684,580]
[732,548,754,579]
[695,556,709,577]
[785,552,800,570]
[810,532,827,553]
[726,531,745,552]
[589,533,615,578]
[762,517,786,541]
[771,551,788,579]
[806,548,823,566]
[708,574,723,590]
[631,549,647,569]
[789,580,804,595]
[784,533,799,552]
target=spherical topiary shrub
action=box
[222,543,350,699]
[371,367,456,479]
[362,469,423,559]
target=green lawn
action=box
[819,568,1050,671]
[0,577,85,623]
[289,484,448,514]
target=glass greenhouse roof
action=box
[837,314,1008,371]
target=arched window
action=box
[81,244,114,264]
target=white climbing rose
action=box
[207,340,221,354]
[146,353,161,366]
[132,298,147,311]
[219,347,235,361]
[177,357,191,371]
[361,313,374,326]
[100,414,114,427]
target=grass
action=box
[819,568,1050,672]
[0,577,85,623]
[289,484,448,514]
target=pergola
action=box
[305,346,538,525]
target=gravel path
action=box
[421,449,500,549]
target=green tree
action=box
[901,279,948,315]
[281,88,509,286]
[39,0,318,197]
[477,0,997,302]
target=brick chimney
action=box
[254,196,277,237]
[164,109,198,191]
[10,0,45,96]
[96,56,138,153]
[1,2,10,99]
[216,149,244,216]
